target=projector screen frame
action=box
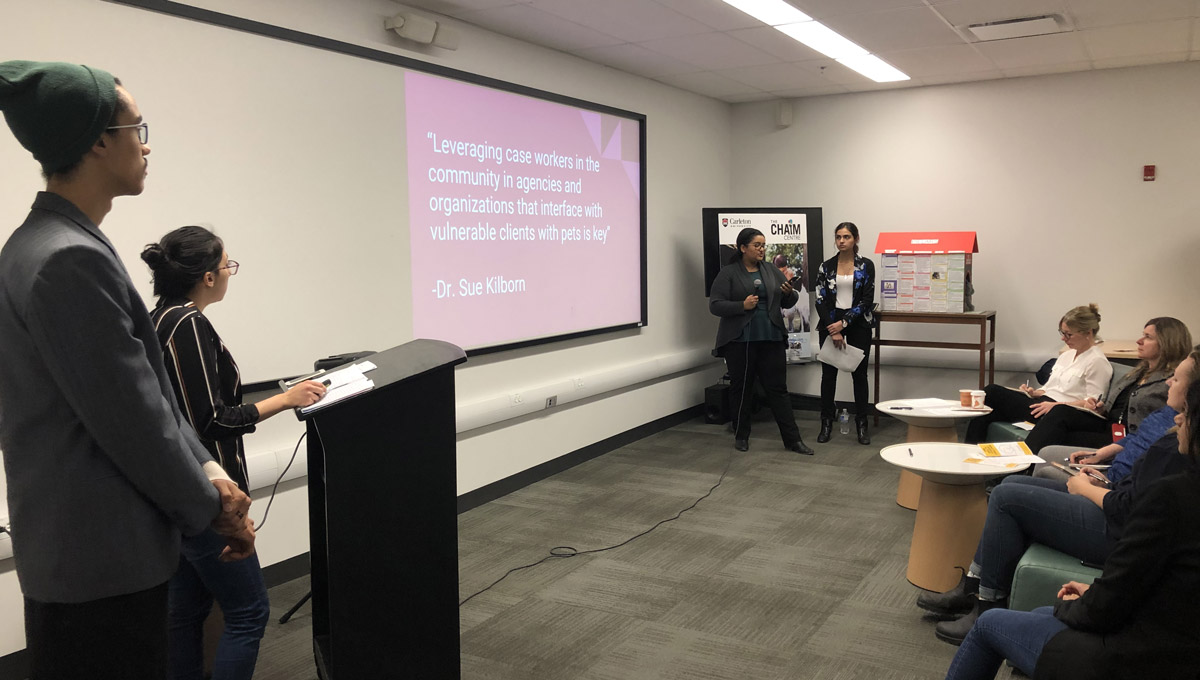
[108,0,649,361]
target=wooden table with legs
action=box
[880,443,1029,592]
[873,311,997,409]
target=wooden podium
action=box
[302,339,466,679]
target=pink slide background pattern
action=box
[406,72,642,350]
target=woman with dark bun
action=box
[141,226,326,680]
[815,222,875,444]
[710,227,814,455]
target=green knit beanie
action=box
[0,60,118,174]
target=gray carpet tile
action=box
[255,413,979,679]
[578,622,795,680]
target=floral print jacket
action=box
[814,254,875,330]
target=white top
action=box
[879,442,1032,485]
[1041,344,1112,403]
[876,398,991,429]
[835,273,854,309]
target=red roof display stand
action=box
[875,231,978,254]
[873,231,977,313]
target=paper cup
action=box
[971,390,986,409]
[959,389,973,407]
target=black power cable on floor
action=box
[458,448,735,607]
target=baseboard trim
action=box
[457,404,704,514]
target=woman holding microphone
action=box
[142,226,327,680]
[710,227,814,455]
[815,222,875,445]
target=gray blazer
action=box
[0,192,219,603]
[709,260,798,353]
[1109,367,1170,433]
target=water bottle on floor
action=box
[838,408,850,435]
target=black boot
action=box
[817,418,833,443]
[916,570,978,618]
[788,437,815,455]
[856,416,870,445]
[934,596,1006,646]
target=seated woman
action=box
[966,305,1112,444]
[918,350,1199,644]
[942,378,1200,680]
[1023,317,1191,453]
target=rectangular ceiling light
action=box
[721,0,811,27]
[775,21,867,60]
[836,54,910,82]
[724,0,911,84]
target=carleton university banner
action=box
[717,212,812,362]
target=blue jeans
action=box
[970,476,1108,601]
[946,606,1067,679]
[168,528,270,680]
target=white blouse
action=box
[835,273,854,310]
[1041,345,1113,403]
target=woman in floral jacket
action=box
[815,222,875,444]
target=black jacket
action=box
[709,261,798,354]
[1035,469,1200,680]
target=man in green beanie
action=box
[0,61,255,679]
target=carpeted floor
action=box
[254,411,1020,679]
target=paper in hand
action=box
[818,336,865,372]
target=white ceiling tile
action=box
[655,70,767,97]
[1064,0,1197,30]
[639,31,778,70]
[823,6,965,52]
[931,0,1071,28]
[1000,61,1091,78]
[972,31,1089,69]
[1091,52,1191,70]
[876,44,996,77]
[726,26,826,61]
[723,91,780,103]
[572,43,699,78]
[919,70,1005,85]
[769,84,851,97]
[456,5,623,51]
[793,58,873,85]
[794,0,931,20]
[650,0,763,31]
[529,0,713,42]
[1081,19,1192,59]
[715,62,829,90]
[400,0,529,15]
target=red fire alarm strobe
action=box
[1144,165,1156,181]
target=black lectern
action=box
[302,339,466,679]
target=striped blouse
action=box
[151,299,258,493]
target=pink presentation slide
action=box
[405,72,642,351]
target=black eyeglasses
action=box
[220,260,240,276]
[106,122,149,145]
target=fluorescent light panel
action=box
[775,21,867,60]
[722,0,910,84]
[721,0,810,27]
[836,54,909,83]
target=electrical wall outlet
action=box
[545,395,558,408]
[573,378,585,390]
[509,392,523,405]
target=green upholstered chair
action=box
[1009,543,1103,612]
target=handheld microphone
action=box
[753,278,762,287]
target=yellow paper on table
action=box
[963,457,1026,469]
[978,441,1034,458]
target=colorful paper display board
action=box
[875,232,978,313]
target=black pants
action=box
[965,384,1055,444]
[818,310,872,421]
[724,340,801,444]
[25,582,169,680]
[1022,403,1113,453]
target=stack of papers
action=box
[965,440,1044,468]
[299,361,377,414]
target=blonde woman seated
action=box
[966,304,1112,444]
